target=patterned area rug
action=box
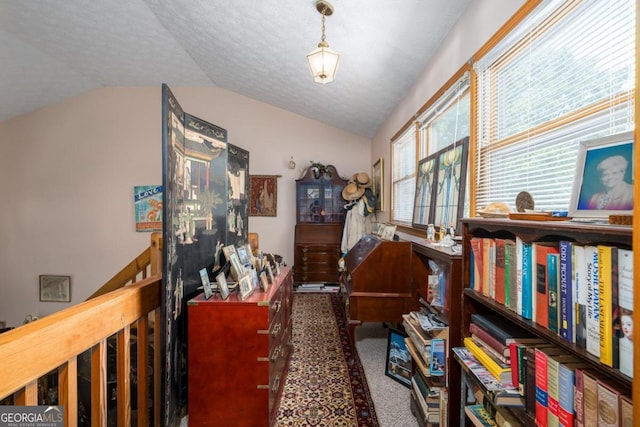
[275,293,379,426]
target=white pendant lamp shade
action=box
[307,0,339,84]
[307,41,340,84]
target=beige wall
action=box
[371,0,526,222]
[0,86,370,327]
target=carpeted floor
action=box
[275,293,378,426]
[355,323,419,427]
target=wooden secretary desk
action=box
[294,165,347,285]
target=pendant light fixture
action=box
[306,0,340,84]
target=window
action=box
[474,0,635,212]
[391,126,418,224]
[391,71,471,225]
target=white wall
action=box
[371,0,527,222]
[0,86,370,327]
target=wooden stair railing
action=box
[0,233,164,427]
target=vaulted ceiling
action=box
[0,0,471,138]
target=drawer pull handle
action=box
[271,345,281,362]
[272,323,281,336]
[272,300,281,313]
[272,375,281,392]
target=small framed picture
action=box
[222,245,238,262]
[384,327,411,388]
[266,264,275,284]
[380,224,397,241]
[238,273,254,301]
[39,275,71,302]
[236,245,250,265]
[199,268,213,299]
[249,267,260,289]
[259,271,269,292]
[216,272,230,300]
[229,252,244,279]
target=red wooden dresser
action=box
[187,267,293,426]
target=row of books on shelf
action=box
[455,313,632,427]
[410,367,448,426]
[403,301,451,426]
[469,237,633,378]
[403,313,448,378]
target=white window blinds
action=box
[474,0,635,212]
[392,127,417,224]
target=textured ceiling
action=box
[0,0,470,138]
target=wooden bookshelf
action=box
[458,218,632,426]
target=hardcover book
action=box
[557,361,588,427]
[573,244,587,349]
[494,238,506,305]
[520,239,533,319]
[558,241,573,342]
[464,337,511,384]
[470,322,510,357]
[617,248,633,378]
[620,394,632,427]
[547,253,560,334]
[465,404,498,427]
[582,369,608,427]
[504,239,518,312]
[596,380,621,427]
[483,238,496,298]
[584,245,600,358]
[534,347,568,427]
[547,354,581,427]
[469,313,537,346]
[533,242,559,329]
[597,245,615,367]
[471,237,485,295]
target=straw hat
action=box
[350,172,372,188]
[342,182,365,201]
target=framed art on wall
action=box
[249,175,278,216]
[372,158,384,211]
[39,275,71,302]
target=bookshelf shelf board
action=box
[463,288,631,386]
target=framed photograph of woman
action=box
[238,273,254,301]
[569,131,634,219]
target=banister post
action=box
[150,232,163,276]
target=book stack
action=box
[403,307,449,426]
[469,238,634,378]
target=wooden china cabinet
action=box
[294,165,347,285]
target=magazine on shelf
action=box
[452,347,523,406]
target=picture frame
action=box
[259,271,269,292]
[372,158,384,211]
[413,136,469,234]
[39,275,71,302]
[412,156,438,229]
[249,175,278,216]
[228,252,244,280]
[222,245,238,262]
[236,245,250,265]
[199,268,213,299]
[385,327,411,388]
[380,224,397,241]
[569,131,634,220]
[266,264,275,284]
[216,272,230,300]
[238,273,254,301]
